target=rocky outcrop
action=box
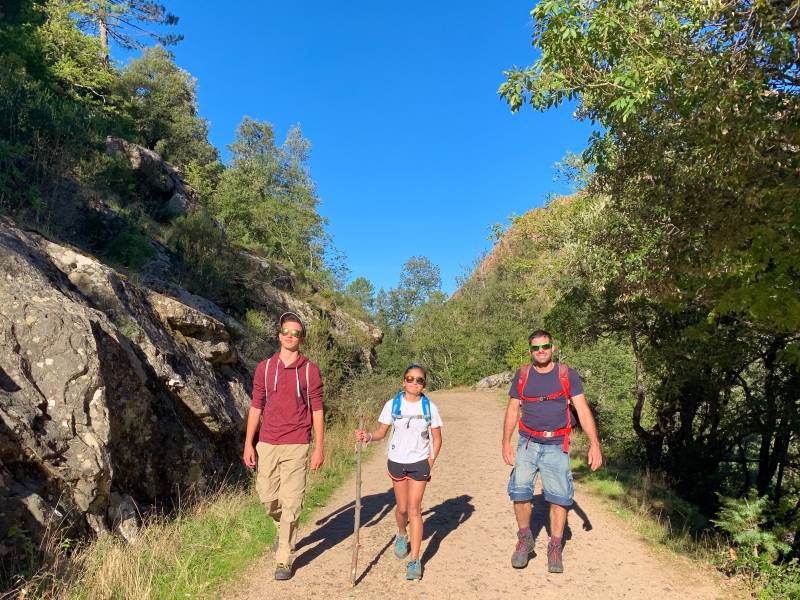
[105,136,201,216]
[0,217,251,555]
[248,279,383,369]
[471,372,514,390]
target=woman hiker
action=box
[354,364,443,580]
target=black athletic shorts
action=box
[387,458,431,482]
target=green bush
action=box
[164,213,253,312]
[104,231,157,269]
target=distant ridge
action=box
[451,193,578,298]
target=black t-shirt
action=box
[509,364,584,445]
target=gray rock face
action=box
[105,136,201,215]
[0,218,251,552]
[472,371,514,390]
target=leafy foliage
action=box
[208,118,331,274]
[117,46,218,167]
[495,0,800,589]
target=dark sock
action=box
[550,535,562,545]
[519,527,531,536]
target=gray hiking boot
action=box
[394,533,409,559]
[547,541,564,573]
[274,562,292,580]
[511,531,534,568]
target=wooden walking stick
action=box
[349,411,365,586]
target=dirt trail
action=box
[227,389,733,600]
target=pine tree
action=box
[73,1,182,62]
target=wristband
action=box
[366,432,373,444]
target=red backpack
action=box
[517,363,572,453]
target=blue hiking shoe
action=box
[406,558,422,580]
[394,533,409,559]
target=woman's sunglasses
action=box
[529,343,553,351]
[404,376,426,385]
[280,328,303,338]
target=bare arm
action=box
[242,406,262,468]
[428,426,443,467]
[310,409,325,470]
[502,397,521,466]
[571,393,603,471]
[355,422,390,443]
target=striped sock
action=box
[519,527,531,536]
[550,535,562,545]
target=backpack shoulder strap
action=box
[261,357,271,410]
[421,394,435,459]
[558,363,571,400]
[305,362,311,412]
[517,364,531,398]
[391,392,403,419]
[422,395,431,423]
[386,392,404,456]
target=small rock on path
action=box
[227,389,732,600]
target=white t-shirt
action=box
[378,395,443,464]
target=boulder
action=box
[0,217,251,556]
[105,137,201,215]
[472,371,514,390]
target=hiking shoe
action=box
[511,531,534,568]
[274,563,292,580]
[547,541,564,573]
[394,533,409,559]
[406,558,422,580]
[272,534,279,553]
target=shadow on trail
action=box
[293,489,395,572]
[421,494,475,564]
[528,492,593,549]
[354,536,394,585]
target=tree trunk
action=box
[98,4,109,63]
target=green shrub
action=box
[164,213,253,312]
[104,231,157,269]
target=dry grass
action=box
[9,413,381,600]
[570,432,723,564]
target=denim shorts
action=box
[507,438,573,506]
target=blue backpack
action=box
[385,392,436,459]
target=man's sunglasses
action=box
[529,343,554,351]
[404,376,426,385]
[280,328,303,338]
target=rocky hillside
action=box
[0,216,253,545]
[0,140,382,557]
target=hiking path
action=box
[226,389,739,600]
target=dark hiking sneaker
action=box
[394,533,409,559]
[547,541,564,573]
[406,558,422,580]
[272,535,279,553]
[274,563,292,580]
[511,531,535,568]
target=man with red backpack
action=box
[502,330,602,574]
[243,312,325,581]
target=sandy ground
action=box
[226,389,737,600]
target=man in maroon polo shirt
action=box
[243,312,324,580]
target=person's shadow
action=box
[420,494,474,564]
[293,489,395,572]
[528,491,593,550]
[354,494,475,584]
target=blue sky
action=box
[117,1,594,295]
